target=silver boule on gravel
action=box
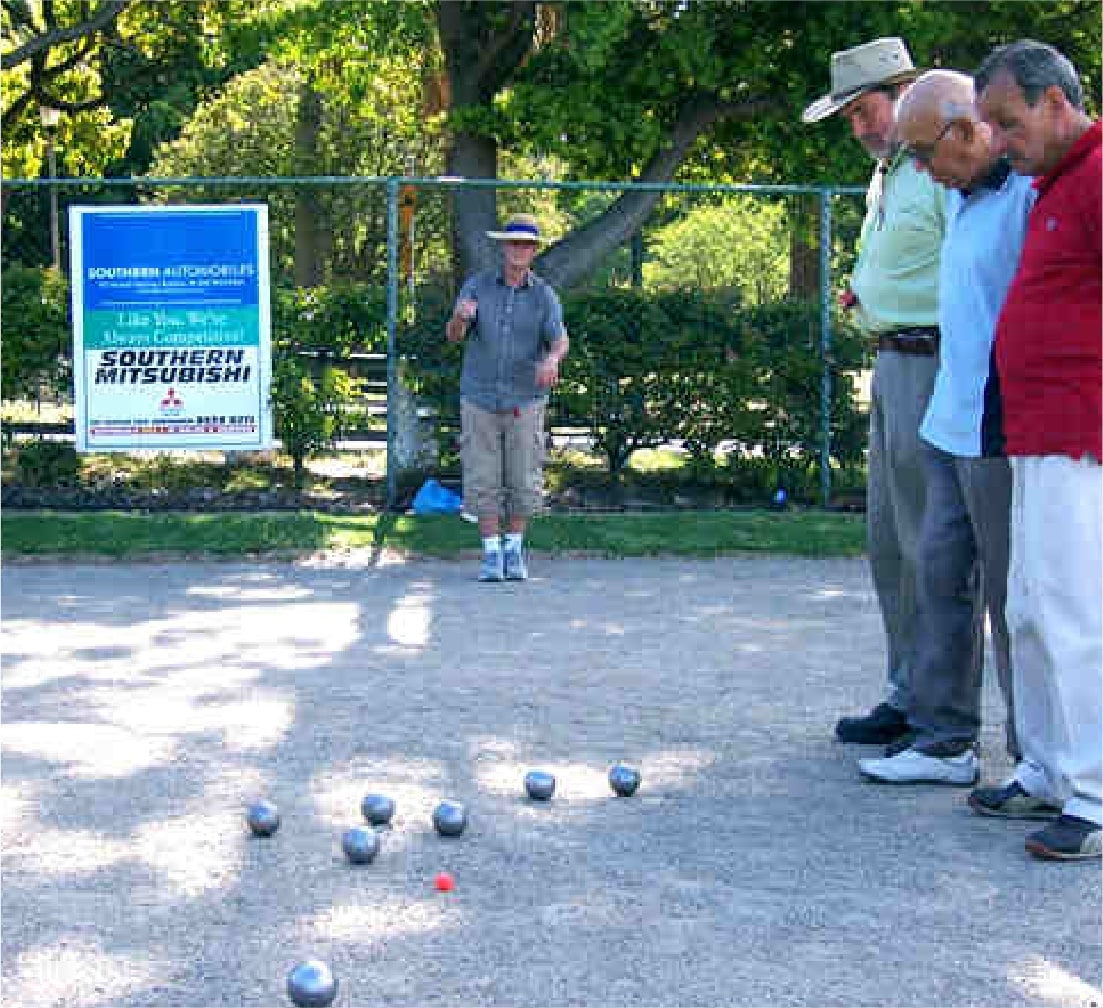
[431,800,467,837]
[360,793,395,826]
[341,826,380,865]
[286,958,338,1007]
[524,770,556,800]
[246,800,280,837]
[608,764,642,797]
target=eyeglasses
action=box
[903,120,956,167]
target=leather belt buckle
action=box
[877,328,939,356]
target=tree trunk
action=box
[788,197,821,300]
[293,81,325,289]
[446,132,498,280]
[436,0,538,284]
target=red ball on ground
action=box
[434,871,455,892]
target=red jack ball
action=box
[434,871,455,892]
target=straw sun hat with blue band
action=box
[486,213,550,242]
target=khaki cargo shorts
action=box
[460,399,546,518]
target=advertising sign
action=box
[71,204,272,451]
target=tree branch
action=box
[537,94,780,290]
[473,2,536,99]
[2,0,128,70]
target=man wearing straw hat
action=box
[804,38,949,746]
[446,212,569,582]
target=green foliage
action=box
[148,4,446,286]
[0,265,70,400]
[643,196,790,302]
[559,289,679,473]
[268,283,383,485]
[268,354,351,489]
[400,283,867,483]
[10,439,79,487]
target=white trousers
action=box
[1009,455,1103,825]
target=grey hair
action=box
[975,39,1084,110]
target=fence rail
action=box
[2,174,867,508]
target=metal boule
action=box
[360,793,395,826]
[432,800,467,837]
[286,959,338,1007]
[608,765,642,797]
[341,826,381,865]
[524,770,556,801]
[246,800,280,837]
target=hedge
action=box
[2,268,868,483]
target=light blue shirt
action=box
[921,166,1036,457]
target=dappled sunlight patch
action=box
[643,748,717,790]
[85,683,294,752]
[1009,956,1102,1007]
[385,586,436,649]
[307,896,462,943]
[132,808,245,898]
[5,827,130,878]
[311,761,450,835]
[4,939,160,1008]
[2,722,178,778]
[810,585,875,602]
[210,694,295,752]
[2,599,360,695]
[474,759,612,802]
[185,583,315,601]
[1,781,38,835]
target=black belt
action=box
[876,327,940,356]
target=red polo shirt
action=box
[994,120,1102,460]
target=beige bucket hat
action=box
[486,212,549,243]
[802,37,919,123]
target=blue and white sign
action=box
[70,204,272,451]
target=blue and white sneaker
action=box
[479,549,504,582]
[503,545,528,581]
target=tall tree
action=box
[434,0,1100,287]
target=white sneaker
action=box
[858,747,979,786]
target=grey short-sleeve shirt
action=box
[455,269,566,411]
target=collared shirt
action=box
[921,162,1035,457]
[995,120,1102,460]
[456,268,566,411]
[850,151,946,334]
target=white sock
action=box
[482,535,502,554]
[504,533,524,552]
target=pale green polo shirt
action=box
[850,150,947,334]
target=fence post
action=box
[818,187,833,508]
[385,177,400,511]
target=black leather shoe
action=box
[883,731,916,757]
[835,702,910,744]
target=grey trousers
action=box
[866,350,939,711]
[908,446,1017,758]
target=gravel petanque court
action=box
[2,555,1100,1007]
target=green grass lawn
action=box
[1,508,865,559]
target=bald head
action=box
[896,69,977,133]
[895,68,1002,190]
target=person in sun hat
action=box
[804,38,952,749]
[445,212,568,582]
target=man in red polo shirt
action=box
[970,40,1102,860]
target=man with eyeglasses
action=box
[804,38,948,749]
[857,69,1034,788]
